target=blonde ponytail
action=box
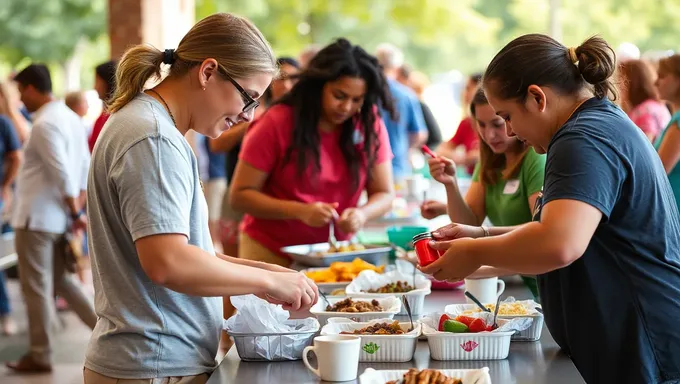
[108,45,164,113]
[108,13,276,114]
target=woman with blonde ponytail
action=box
[83,13,319,383]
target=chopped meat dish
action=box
[366,281,415,293]
[325,298,383,312]
[386,369,462,384]
[340,320,405,335]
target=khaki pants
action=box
[15,229,97,365]
[238,233,290,267]
[84,368,209,384]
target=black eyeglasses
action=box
[218,66,259,113]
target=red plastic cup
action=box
[412,232,442,267]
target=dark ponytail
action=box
[483,34,618,102]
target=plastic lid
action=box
[412,232,433,242]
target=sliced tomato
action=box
[468,318,488,333]
[454,315,476,327]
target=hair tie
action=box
[567,47,578,64]
[163,49,176,65]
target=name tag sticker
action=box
[503,179,520,195]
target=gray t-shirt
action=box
[84,94,222,379]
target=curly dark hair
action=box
[276,38,397,188]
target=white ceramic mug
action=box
[464,277,505,304]
[303,335,361,382]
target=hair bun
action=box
[574,36,616,92]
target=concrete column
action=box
[108,0,195,59]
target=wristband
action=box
[480,225,490,237]
[71,210,83,221]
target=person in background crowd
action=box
[88,60,117,152]
[210,57,300,258]
[83,14,318,384]
[230,38,395,266]
[654,54,680,209]
[65,91,89,118]
[298,44,321,69]
[7,64,96,373]
[619,59,670,141]
[436,73,482,175]
[375,43,427,182]
[0,82,23,336]
[201,135,227,250]
[400,67,443,150]
[421,88,545,299]
[0,82,30,144]
[420,34,680,384]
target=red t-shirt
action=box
[239,104,393,256]
[449,117,479,174]
[89,112,110,152]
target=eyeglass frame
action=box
[216,65,259,114]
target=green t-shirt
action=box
[471,148,546,300]
[654,112,680,209]
[471,148,546,227]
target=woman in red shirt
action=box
[88,60,117,152]
[230,39,396,266]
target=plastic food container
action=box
[421,315,514,361]
[359,368,492,384]
[310,296,402,326]
[227,319,318,361]
[445,301,544,342]
[345,270,432,316]
[412,232,442,266]
[321,318,420,362]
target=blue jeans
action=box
[0,271,10,315]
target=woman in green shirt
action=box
[424,88,545,298]
[654,54,680,209]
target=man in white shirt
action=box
[7,64,96,373]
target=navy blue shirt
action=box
[0,115,21,184]
[200,135,226,180]
[534,98,680,384]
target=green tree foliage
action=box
[0,0,106,66]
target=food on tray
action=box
[330,288,346,296]
[386,368,462,384]
[365,280,415,293]
[305,258,385,283]
[438,314,494,333]
[461,302,532,316]
[340,320,405,335]
[311,243,366,257]
[326,298,383,312]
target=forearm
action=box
[487,225,521,236]
[473,222,568,274]
[231,189,305,220]
[217,253,292,273]
[210,124,247,152]
[64,196,81,215]
[2,159,19,188]
[467,266,519,279]
[444,184,479,225]
[154,244,273,297]
[359,191,394,220]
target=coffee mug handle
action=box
[497,279,506,297]
[302,346,320,378]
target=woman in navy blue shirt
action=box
[421,34,680,384]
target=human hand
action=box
[298,202,339,227]
[420,200,447,220]
[72,214,88,234]
[431,223,485,241]
[428,156,456,185]
[1,187,11,213]
[337,208,367,234]
[418,238,481,282]
[263,271,319,312]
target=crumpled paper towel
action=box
[223,295,319,360]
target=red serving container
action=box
[412,232,442,267]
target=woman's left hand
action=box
[418,238,482,282]
[337,208,367,235]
